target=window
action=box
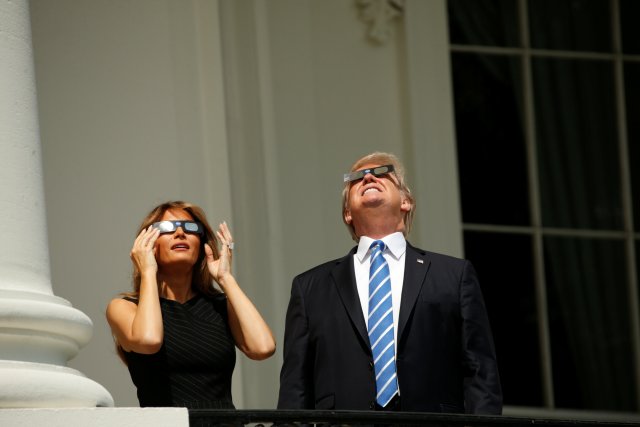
[448,0,640,412]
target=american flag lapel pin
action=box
[417,259,424,264]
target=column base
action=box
[0,360,114,407]
[0,289,113,407]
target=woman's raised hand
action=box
[130,225,160,275]
[205,221,234,284]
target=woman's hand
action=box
[108,225,163,355]
[205,221,234,285]
[130,225,160,275]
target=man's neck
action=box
[353,214,404,240]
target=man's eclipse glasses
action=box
[343,164,395,183]
[152,220,204,235]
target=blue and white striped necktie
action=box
[367,240,399,407]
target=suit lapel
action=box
[331,248,370,349]
[398,243,431,345]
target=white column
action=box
[0,0,113,407]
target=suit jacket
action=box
[277,242,502,414]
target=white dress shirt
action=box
[353,232,406,346]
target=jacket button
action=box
[369,401,376,409]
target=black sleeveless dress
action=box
[123,293,236,409]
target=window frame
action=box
[442,0,640,413]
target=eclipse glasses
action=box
[152,220,204,235]
[343,164,395,183]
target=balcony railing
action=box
[188,409,640,427]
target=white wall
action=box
[29,0,459,409]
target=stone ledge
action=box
[0,407,189,427]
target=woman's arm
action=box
[106,226,164,354]
[206,222,276,360]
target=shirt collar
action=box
[356,232,407,262]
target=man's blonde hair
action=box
[341,152,416,241]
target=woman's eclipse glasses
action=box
[152,220,204,235]
[343,164,395,183]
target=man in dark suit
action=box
[278,152,502,414]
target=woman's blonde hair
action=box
[125,200,221,298]
[341,152,416,241]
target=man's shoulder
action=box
[407,242,468,268]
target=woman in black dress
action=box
[106,201,275,409]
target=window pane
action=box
[464,231,542,406]
[528,0,612,52]
[533,58,622,230]
[545,237,636,411]
[448,0,519,47]
[627,62,640,229]
[620,0,640,54]
[452,53,530,226]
